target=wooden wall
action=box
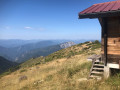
[100,17,120,64]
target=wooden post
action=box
[119,60,120,69]
[102,18,108,66]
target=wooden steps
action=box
[91,71,103,74]
[95,61,100,63]
[94,64,104,67]
[89,59,104,80]
[93,68,104,70]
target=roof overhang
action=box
[79,10,120,19]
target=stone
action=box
[104,66,111,79]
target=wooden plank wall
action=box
[101,17,120,64]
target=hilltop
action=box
[0,41,120,90]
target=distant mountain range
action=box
[16,42,76,63]
[0,39,41,48]
[0,39,92,48]
[0,40,76,63]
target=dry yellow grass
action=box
[0,53,91,90]
[0,42,119,90]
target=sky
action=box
[0,0,115,40]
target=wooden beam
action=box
[119,60,120,69]
[102,18,108,66]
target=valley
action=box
[0,56,17,74]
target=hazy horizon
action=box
[0,38,100,41]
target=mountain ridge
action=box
[0,41,76,63]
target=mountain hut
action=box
[79,0,120,78]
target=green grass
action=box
[67,62,92,78]
[106,73,120,86]
[20,69,27,73]
[45,75,53,81]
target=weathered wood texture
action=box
[102,54,120,64]
[100,17,120,64]
[119,60,120,69]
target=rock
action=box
[19,75,28,82]
[60,42,76,49]
[33,80,44,85]
[78,78,88,82]
[87,54,101,61]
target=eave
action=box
[79,10,120,19]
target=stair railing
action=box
[88,58,96,79]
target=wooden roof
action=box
[79,1,120,19]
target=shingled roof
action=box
[79,1,120,19]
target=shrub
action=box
[84,41,90,44]
[20,69,27,73]
[78,43,83,46]
[94,40,100,44]
[45,75,53,81]
[35,62,41,65]
[19,75,28,82]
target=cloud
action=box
[24,26,32,29]
[24,26,46,31]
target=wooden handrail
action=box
[88,58,96,79]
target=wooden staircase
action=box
[89,59,104,80]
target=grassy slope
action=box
[0,41,120,90]
[20,41,101,68]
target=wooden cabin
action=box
[79,0,120,77]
